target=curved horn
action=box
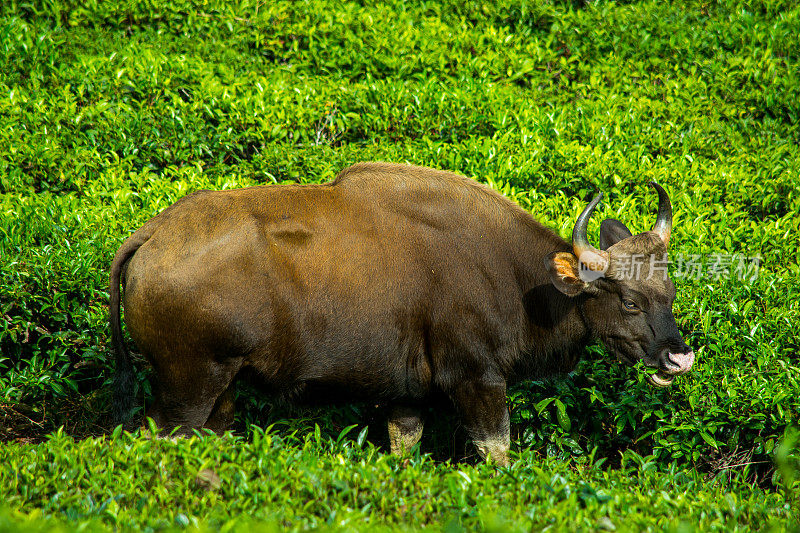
[572,193,609,272]
[650,182,672,246]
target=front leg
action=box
[448,378,510,466]
[387,405,424,455]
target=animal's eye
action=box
[622,299,638,310]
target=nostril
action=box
[666,350,695,374]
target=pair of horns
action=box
[573,182,672,270]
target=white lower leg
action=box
[474,436,510,466]
[388,406,423,455]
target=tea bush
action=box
[0,427,797,532]
[1,0,799,530]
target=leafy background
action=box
[0,0,799,530]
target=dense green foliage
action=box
[1,0,799,530]
[0,427,797,532]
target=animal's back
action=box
[334,162,533,234]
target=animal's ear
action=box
[599,218,633,250]
[545,252,587,297]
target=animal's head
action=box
[546,183,694,386]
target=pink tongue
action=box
[668,351,695,373]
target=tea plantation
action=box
[1,0,799,531]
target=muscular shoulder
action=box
[333,162,531,225]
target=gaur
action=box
[111,162,694,465]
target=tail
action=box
[110,230,151,425]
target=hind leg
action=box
[388,405,423,455]
[146,356,241,436]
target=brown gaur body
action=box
[111,162,694,465]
